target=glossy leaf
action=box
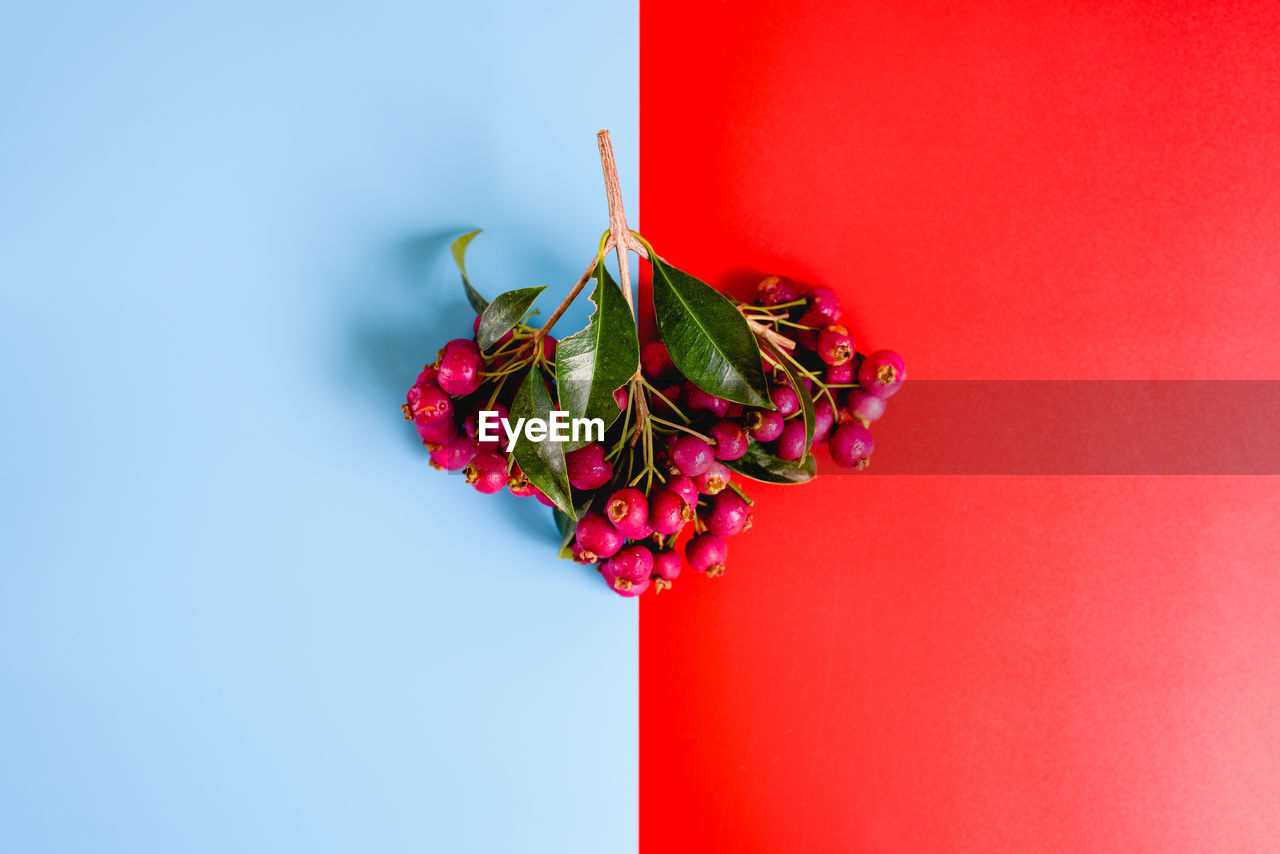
[759,336,815,457]
[650,257,770,407]
[451,230,489,315]
[510,366,574,517]
[724,441,817,485]
[554,259,639,450]
[477,286,546,349]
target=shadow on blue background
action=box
[0,2,637,852]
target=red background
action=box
[639,2,1280,852]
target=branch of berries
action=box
[402,131,905,597]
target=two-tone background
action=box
[3,2,1278,852]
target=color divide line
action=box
[828,381,1280,475]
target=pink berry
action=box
[640,340,678,382]
[793,310,828,350]
[411,384,453,426]
[652,549,681,581]
[858,350,906,398]
[531,486,556,508]
[704,492,750,537]
[817,324,854,366]
[429,434,477,471]
[648,488,694,535]
[464,403,509,448]
[745,409,785,442]
[463,451,507,493]
[614,386,629,410]
[571,541,595,565]
[707,420,749,461]
[774,419,808,461]
[755,275,800,307]
[806,285,842,321]
[576,512,624,561]
[770,384,800,417]
[686,533,728,576]
[829,422,874,469]
[813,397,836,443]
[604,544,653,583]
[846,390,887,424]
[565,442,613,491]
[682,383,729,419]
[670,434,715,477]
[605,488,649,538]
[542,335,557,363]
[666,475,699,508]
[825,362,855,385]
[605,572,651,597]
[437,341,483,396]
[416,419,457,446]
[693,461,731,495]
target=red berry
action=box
[704,492,750,537]
[649,383,682,418]
[813,397,836,443]
[531,486,556,507]
[640,340,678,382]
[858,350,906,398]
[755,275,800,307]
[613,386,629,410]
[707,420,749,460]
[806,285,842,321]
[829,422,874,469]
[464,403,508,449]
[817,324,854,366]
[693,461,731,495]
[507,467,537,497]
[429,434,477,471]
[411,384,453,426]
[652,549,681,581]
[770,384,800,417]
[463,451,507,493]
[576,512,624,561]
[438,341,483,396]
[605,488,649,538]
[542,335,557,363]
[605,572,651,597]
[825,362,855,385]
[774,419,808,461]
[666,475,699,508]
[648,488,694,535]
[846,390,887,424]
[604,544,653,583]
[682,383,730,419]
[794,310,828,350]
[745,409,785,442]
[565,442,613,490]
[670,434,715,477]
[686,532,728,576]
[416,419,457,446]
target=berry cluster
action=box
[403,274,904,598]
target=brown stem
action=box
[741,312,797,352]
[534,248,610,346]
[597,130,648,318]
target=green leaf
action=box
[451,230,489,315]
[650,257,770,407]
[758,336,815,457]
[477,286,546,349]
[554,259,639,451]
[510,365,575,518]
[724,441,817,485]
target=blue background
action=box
[0,2,637,851]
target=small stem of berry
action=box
[743,313,796,352]
[534,252,605,347]
[648,415,713,443]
